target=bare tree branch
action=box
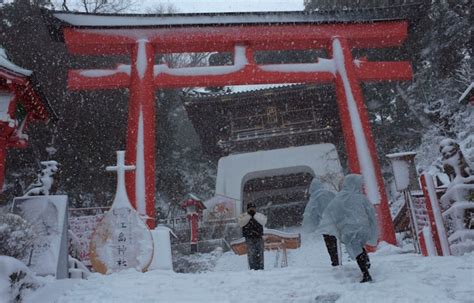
[61,0,70,11]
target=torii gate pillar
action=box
[125,41,156,227]
[331,37,396,244]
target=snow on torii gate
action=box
[45,11,413,245]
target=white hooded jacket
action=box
[302,179,336,233]
[318,174,378,258]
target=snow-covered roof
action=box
[43,5,426,41]
[0,47,32,76]
[50,10,404,28]
[185,83,311,101]
[224,83,300,94]
[187,83,300,98]
[0,47,57,122]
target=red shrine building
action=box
[0,47,53,190]
[43,8,418,245]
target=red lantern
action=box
[181,195,206,253]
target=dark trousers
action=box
[356,248,371,273]
[323,234,339,266]
[246,237,264,270]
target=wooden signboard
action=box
[89,151,154,274]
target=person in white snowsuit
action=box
[319,174,378,282]
[302,179,339,266]
[238,202,267,270]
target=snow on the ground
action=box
[23,232,474,303]
[0,256,42,302]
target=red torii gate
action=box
[46,11,413,245]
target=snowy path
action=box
[26,233,473,303]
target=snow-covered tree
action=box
[0,212,36,259]
[0,256,41,303]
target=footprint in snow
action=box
[314,292,341,302]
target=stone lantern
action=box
[386,151,420,252]
[386,151,419,192]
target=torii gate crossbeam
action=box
[49,12,413,245]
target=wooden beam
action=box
[68,70,130,90]
[63,21,408,55]
[68,60,412,90]
[355,61,412,81]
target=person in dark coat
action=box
[238,202,267,270]
[302,178,339,266]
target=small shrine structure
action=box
[0,47,53,189]
[181,194,206,253]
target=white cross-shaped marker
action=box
[107,151,135,209]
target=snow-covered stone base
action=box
[0,256,41,303]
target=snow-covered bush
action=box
[0,256,41,303]
[0,212,36,259]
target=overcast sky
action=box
[42,0,304,13]
[140,0,304,13]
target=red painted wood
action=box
[20,86,49,121]
[420,174,443,256]
[68,70,130,90]
[63,21,408,55]
[188,213,199,244]
[0,137,6,189]
[62,21,412,236]
[153,67,335,88]
[333,71,360,173]
[330,37,397,245]
[0,70,28,84]
[355,61,412,82]
[68,65,335,90]
[68,62,411,90]
[125,41,156,229]
[64,29,135,55]
[418,231,429,256]
[0,76,48,192]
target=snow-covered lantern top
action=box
[386,152,419,192]
[180,193,206,216]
